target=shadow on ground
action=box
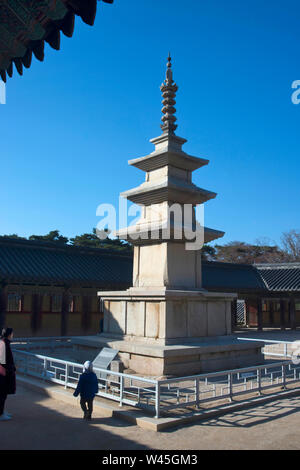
[165,395,300,433]
[1,385,150,450]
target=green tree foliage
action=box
[0,234,26,239]
[70,228,132,253]
[2,229,299,262]
[29,230,69,244]
[201,244,217,261]
[1,229,132,253]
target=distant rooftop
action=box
[0,236,132,288]
[0,237,299,293]
[203,261,300,293]
[255,263,300,292]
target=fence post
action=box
[195,378,200,409]
[282,364,286,390]
[258,369,262,395]
[43,358,47,381]
[119,375,124,407]
[229,374,233,402]
[155,381,161,419]
[65,364,69,389]
[284,343,287,358]
[137,387,141,404]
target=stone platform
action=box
[92,287,263,376]
[72,334,264,377]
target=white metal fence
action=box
[155,361,300,416]
[14,349,159,413]
[237,337,298,360]
[13,348,300,419]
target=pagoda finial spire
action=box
[160,54,178,135]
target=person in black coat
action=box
[0,327,16,421]
[73,361,98,420]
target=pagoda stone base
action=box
[72,335,263,377]
[89,288,264,376]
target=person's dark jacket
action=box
[0,338,16,395]
[73,370,98,400]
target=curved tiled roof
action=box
[202,261,266,292]
[255,264,300,292]
[202,261,300,293]
[0,0,114,82]
[0,237,299,293]
[0,237,132,288]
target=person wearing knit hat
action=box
[73,360,99,420]
[83,361,93,371]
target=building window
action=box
[7,293,22,312]
[296,303,300,311]
[51,294,62,313]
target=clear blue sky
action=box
[1,0,300,247]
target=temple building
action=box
[205,261,300,330]
[0,236,132,337]
[0,237,299,338]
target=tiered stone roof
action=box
[116,56,224,245]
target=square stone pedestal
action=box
[90,288,264,377]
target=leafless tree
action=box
[281,230,300,261]
[213,241,288,264]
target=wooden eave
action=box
[0,0,114,82]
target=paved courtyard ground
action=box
[2,329,300,451]
[233,328,300,342]
[1,384,300,450]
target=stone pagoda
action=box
[97,57,263,376]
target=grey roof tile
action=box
[0,237,132,288]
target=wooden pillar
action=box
[245,299,250,327]
[99,297,104,333]
[31,292,43,335]
[0,285,7,330]
[31,293,37,333]
[82,296,91,332]
[61,288,70,337]
[269,300,274,327]
[231,299,237,332]
[257,297,263,331]
[280,299,286,331]
[289,297,296,330]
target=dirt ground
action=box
[1,384,300,450]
